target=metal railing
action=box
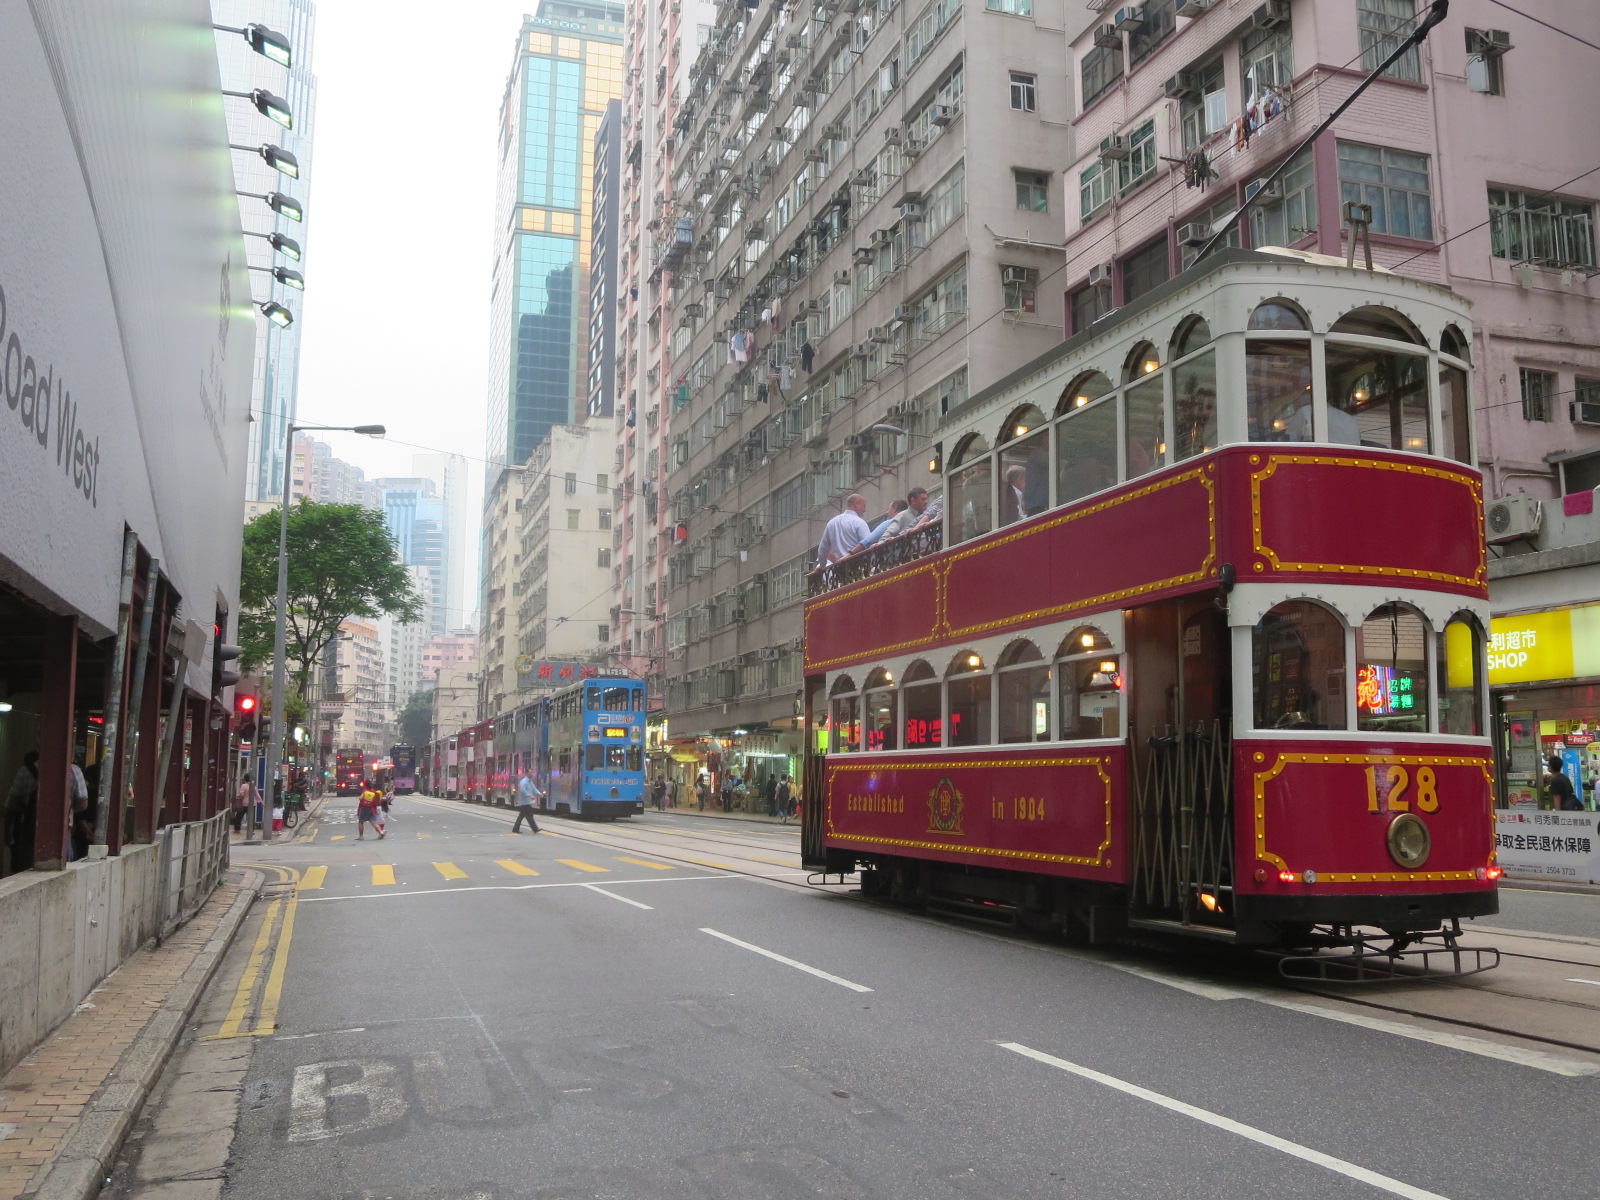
[156,811,230,941]
[805,519,943,596]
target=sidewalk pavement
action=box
[0,870,260,1200]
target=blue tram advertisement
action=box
[537,676,647,819]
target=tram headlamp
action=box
[1386,813,1431,869]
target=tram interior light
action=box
[1014,424,1030,437]
[1073,395,1089,407]
[966,654,982,668]
[0,702,12,713]
[1079,633,1096,648]
[1141,358,1159,374]
[1097,660,1118,675]
[1198,892,1220,912]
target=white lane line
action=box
[998,1042,1450,1200]
[700,927,873,993]
[297,873,739,903]
[1567,977,1600,988]
[584,884,654,910]
[1248,992,1600,1078]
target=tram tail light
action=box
[1277,871,1297,883]
[1485,865,1504,881]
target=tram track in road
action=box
[408,795,1600,1067]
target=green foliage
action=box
[239,501,423,698]
[397,690,433,747]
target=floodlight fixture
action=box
[250,264,305,290]
[259,300,294,327]
[223,88,293,129]
[215,22,292,68]
[232,142,300,179]
[249,190,303,222]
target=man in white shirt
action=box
[882,487,944,540]
[816,494,871,566]
[513,770,544,833]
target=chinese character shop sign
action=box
[1486,604,1600,686]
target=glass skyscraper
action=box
[487,1,625,476]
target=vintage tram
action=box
[801,249,1499,959]
[427,674,647,820]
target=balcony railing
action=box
[805,519,943,597]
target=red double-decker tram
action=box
[801,250,1499,966]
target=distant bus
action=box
[334,749,366,796]
[390,744,417,794]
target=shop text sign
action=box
[1486,605,1600,685]
[1494,810,1599,883]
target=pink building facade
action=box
[1058,0,1599,502]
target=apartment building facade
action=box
[655,0,1079,767]
[608,0,717,705]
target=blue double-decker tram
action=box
[536,676,647,819]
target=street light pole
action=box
[265,421,385,813]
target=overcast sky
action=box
[292,1,536,508]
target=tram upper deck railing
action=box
[804,520,944,598]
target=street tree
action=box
[239,501,422,700]
[397,690,433,747]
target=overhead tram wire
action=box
[1484,0,1600,54]
[951,1,1446,348]
[1389,164,1600,269]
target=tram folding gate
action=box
[1130,719,1235,932]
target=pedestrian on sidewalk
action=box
[763,774,778,816]
[513,769,544,833]
[651,776,666,811]
[1545,756,1583,811]
[776,774,792,824]
[357,779,387,840]
[3,751,40,874]
[665,777,678,809]
[696,773,709,811]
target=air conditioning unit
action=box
[1114,6,1145,31]
[870,228,892,245]
[804,147,828,163]
[929,104,956,126]
[898,200,924,220]
[1468,28,1513,55]
[851,342,872,358]
[883,127,904,144]
[805,420,830,446]
[785,32,804,48]
[834,268,851,284]
[902,137,923,157]
[1001,265,1034,285]
[1246,176,1283,201]
[1087,262,1113,287]
[1165,71,1200,100]
[820,122,846,139]
[868,326,892,343]
[756,647,781,660]
[773,127,793,143]
[852,246,875,264]
[852,168,875,186]
[1093,23,1119,47]
[892,305,912,324]
[1252,0,1289,29]
[1099,134,1131,162]
[1573,400,1600,427]
[1176,0,1211,15]
[1177,221,1211,247]
[1486,494,1542,544]
[744,220,766,240]
[805,298,823,311]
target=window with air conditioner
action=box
[1014,169,1050,213]
[1080,160,1114,220]
[1081,42,1123,107]
[1465,29,1510,94]
[1248,145,1316,248]
[1116,120,1157,192]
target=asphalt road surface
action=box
[110,795,1600,1200]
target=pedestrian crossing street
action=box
[291,851,779,891]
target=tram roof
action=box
[943,247,1460,427]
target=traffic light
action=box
[236,692,258,742]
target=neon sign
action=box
[1356,665,1417,716]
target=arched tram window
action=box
[946,651,991,748]
[1252,601,1348,730]
[948,434,993,544]
[1057,626,1121,740]
[863,667,898,752]
[996,640,1051,744]
[829,674,860,753]
[1055,372,1116,506]
[902,659,942,749]
[998,405,1048,525]
[1356,603,1430,734]
[1326,307,1429,453]
[1246,299,1312,443]
[1439,614,1484,737]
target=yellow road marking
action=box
[615,856,675,870]
[256,871,301,1035]
[213,897,280,1038]
[417,832,432,838]
[433,862,468,880]
[331,835,345,841]
[299,866,328,891]
[558,858,610,873]
[372,864,397,885]
[495,859,539,875]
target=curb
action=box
[23,869,265,1200]
[1502,876,1600,896]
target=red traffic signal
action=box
[238,695,258,713]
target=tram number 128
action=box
[1365,764,1440,813]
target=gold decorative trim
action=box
[1252,751,1494,883]
[825,756,1115,868]
[804,561,945,672]
[1250,455,1486,588]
